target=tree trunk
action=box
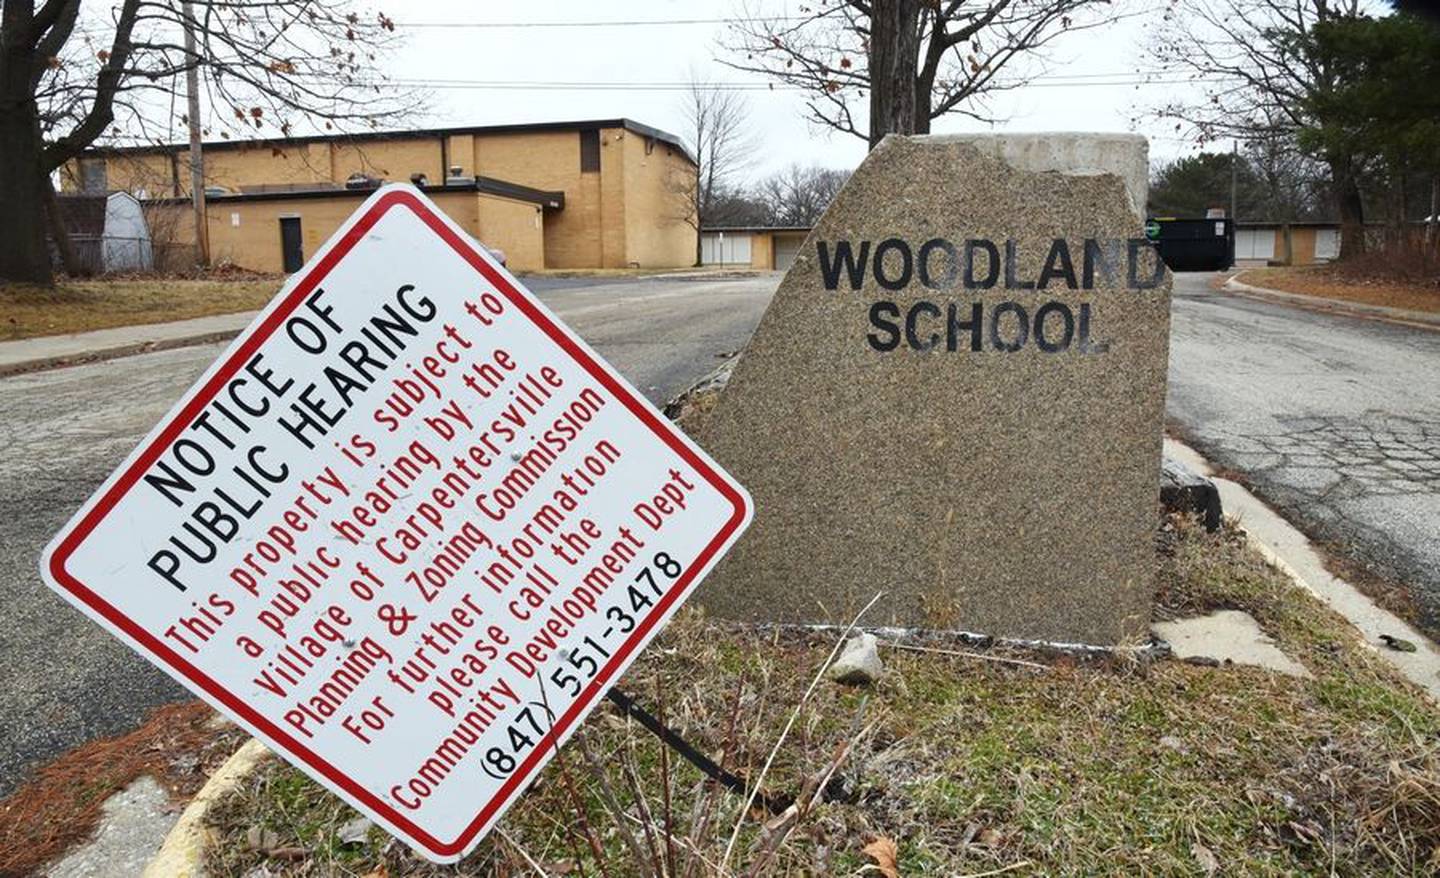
[1392,158,1407,249]
[867,0,922,150]
[42,172,84,276]
[0,48,53,284]
[1427,173,1437,248]
[1329,155,1366,260]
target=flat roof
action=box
[1234,220,1340,228]
[147,176,564,210]
[84,118,695,166]
[702,225,813,234]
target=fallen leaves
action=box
[1191,841,1219,875]
[863,836,900,878]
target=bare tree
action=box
[1,0,421,285]
[674,79,755,265]
[1244,132,1329,223]
[724,0,1127,149]
[755,164,850,226]
[1146,0,1371,257]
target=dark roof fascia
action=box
[474,175,563,209]
[1237,219,1438,227]
[84,118,695,166]
[701,225,814,233]
[1234,220,1341,228]
[159,179,562,209]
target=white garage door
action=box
[1235,228,1275,261]
[1314,228,1339,261]
[701,232,752,265]
[773,234,804,271]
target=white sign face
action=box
[42,185,752,862]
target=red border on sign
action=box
[45,189,750,858]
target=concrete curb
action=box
[1165,437,1440,701]
[141,738,270,878]
[0,310,258,377]
[0,329,244,377]
[1223,277,1440,330]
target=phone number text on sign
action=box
[43,187,751,862]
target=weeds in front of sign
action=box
[204,514,1440,876]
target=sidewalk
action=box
[0,311,257,377]
[1223,276,1440,330]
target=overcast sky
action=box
[376,0,1202,181]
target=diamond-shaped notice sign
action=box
[42,185,752,861]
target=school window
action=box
[579,129,600,173]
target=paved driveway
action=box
[1167,272,1440,633]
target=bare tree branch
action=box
[722,0,1129,147]
[670,78,756,264]
[1,0,426,283]
[1142,0,1377,255]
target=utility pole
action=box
[1229,139,1238,223]
[182,1,210,267]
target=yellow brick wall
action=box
[329,138,444,184]
[87,139,443,195]
[445,134,475,175]
[621,131,697,268]
[142,201,197,272]
[472,128,614,268]
[77,124,697,269]
[600,130,628,268]
[204,197,360,273]
[204,143,332,191]
[478,196,545,272]
[64,152,177,197]
[198,190,543,275]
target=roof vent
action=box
[345,172,381,190]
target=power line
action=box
[395,17,794,29]
[359,76,1233,93]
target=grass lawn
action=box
[0,277,281,342]
[1238,266,1440,315]
[517,266,754,279]
[200,516,1440,876]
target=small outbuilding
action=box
[1233,221,1340,266]
[51,192,154,273]
[700,226,812,271]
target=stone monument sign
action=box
[696,133,1171,645]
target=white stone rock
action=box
[1154,610,1312,678]
[337,815,374,845]
[827,632,883,685]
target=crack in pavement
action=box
[1169,274,1440,637]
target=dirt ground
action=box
[0,703,249,876]
[1238,266,1440,314]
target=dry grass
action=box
[201,516,1440,876]
[0,275,280,341]
[0,701,249,877]
[1238,265,1440,315]
[516,268,762,280]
